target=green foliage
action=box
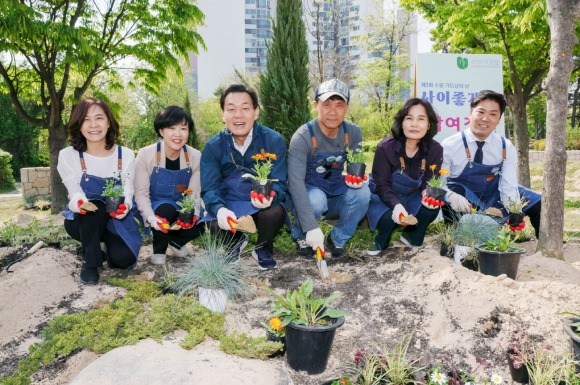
[192,97,224,139]
[219,331,283,360]
[176,190,196,213]
[478,226,523,252]
[169,234,248,300]
[102,176,124,198]
[526,347,575,385]
[259,0,311,145]
[0,218,71,246]
[346,146,366,164]
[450,213,499,247]
[0,149,16,192]
[267,279,348,327]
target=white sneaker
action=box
[170,244,189,258]
[151,254,166,265]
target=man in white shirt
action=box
[441,90,542,237]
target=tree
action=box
[0,0,205,211]
[401,0,555,188]
[355,1,414,134]
[537,0,580,259]
[259,0,311,144]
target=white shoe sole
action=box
[251,249,277,271]
[366,248,381,256]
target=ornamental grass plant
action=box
[169,233,249,301]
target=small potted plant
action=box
[267,279,348,374]
[502,196,529,227]
[526,345,576,385]
[346,145,366,177]
[242,151,278,197]
[425,164,449,201]
[22,196,35,209]
[561,311,580,373]
[261,316,286,357]
[169,234,248,313]
[506,323,532,384]
[176,188,196,225]
[102,173,125,213]
[476,225,525,280]
[450,213,499,265]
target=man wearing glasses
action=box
[288,79,371,259]
[200,84,287,270]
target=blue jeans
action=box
[291,185,370,247]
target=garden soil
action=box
[1,214,580,385]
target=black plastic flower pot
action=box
[105,196,125,213]
[508,213,525,226]
[426,185,446,200]
[506,348,530,383]
[476,247,524,280]
[266,330,286,358]
[346,162,366,177]
[285,316,345,375]
[251,180,273,197]
[563,318,580,373]
[178,210,195,225]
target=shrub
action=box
[0,148,16,191]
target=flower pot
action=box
[508,213,525,226]
[251,179,273,197]
[266,330,286,358]
[346,162,366,177]
[476,247,524,280]
[105,196,125,213]
[440,243,453,257]
[178,210,195,225]
[198,287,227,313]
[453,245,471,265]
[426,185,446,201]
[285,316,345,374]
[507,348,530,383]
[563,318,580,373]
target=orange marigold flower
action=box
[252,153,266,161]
[183,188,194,195]
[269,316,285,331]
[429,164,437,171]
[265,152,277,160]
[439,169,450,176]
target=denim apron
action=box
[200,127,268,222]
[150,141,192,211]
[367,157,426,231]
[304,121,348,196]
[62,146,142,258]
[447,132,541,214]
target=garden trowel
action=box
[316,246,329,280]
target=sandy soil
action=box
[1,230,580,385]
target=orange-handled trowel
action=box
[315,247,329,279]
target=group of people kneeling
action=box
[58,80,542,284]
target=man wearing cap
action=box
[288,79,371,259]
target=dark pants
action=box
[207,204,286,253]
[153,203,205,254]
[442,185,542,238]
[374,205,440,249]
[64,200,135,269]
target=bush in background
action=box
[0,149,16,192]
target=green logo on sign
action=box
[457,57,468,69]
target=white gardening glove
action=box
[391,203,408,225]
[147,215,169,233]
[217,207,238,232]
[305,228,325,252]
[446,192,472,213]
[68,192,88,214]
[251,195,273,209]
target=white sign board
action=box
[414,53,504,142]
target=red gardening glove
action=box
[509,221,526,232]
[421,195,444,209]
[77,199,87,215]
[345,174,367,189]
[109,203,129,219]
[176,216,197,229]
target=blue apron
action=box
[304,121,348,196]
[200,127,268,222]
[62,146,142,258]
[367,157,426,231]
[150,142,192,211]
[447,132,541,214]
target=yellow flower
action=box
[252,153,266,161]
[265,152,277,160]
[439,169,449,176]
[429,164,437,171]
[269,316,285,331]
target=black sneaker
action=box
[79,266,99,285]
[251,248,278,270]
[325,236,345,259]
[295,239,314,258]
